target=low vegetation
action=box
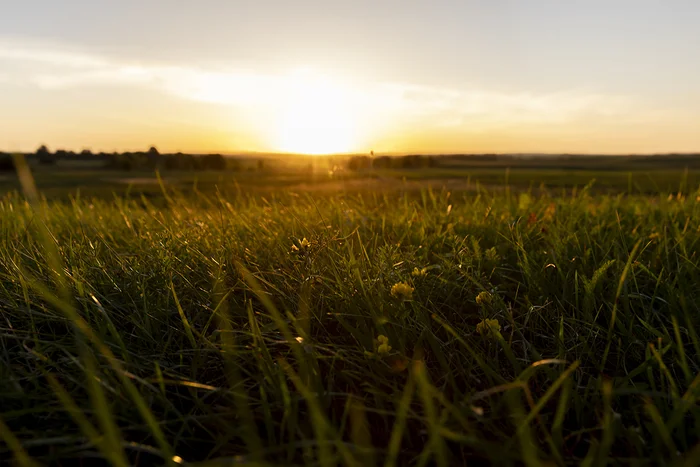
[0,171,699,465]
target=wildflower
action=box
[485,247,498,262]
[291,237,311,253]
[376,335,392,354]
[365,335,393,358]
[390,282,414,300]
[412,267,428,278]
[527,212,538,226]
[476,318,501,338]
[518,193,532,211]
[475,291,493,306]
[390,356,410,372]
[543,203,556,221]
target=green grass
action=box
[0,174,699,465]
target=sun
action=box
[272,70,360,155]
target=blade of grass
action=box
[0,414,39,467]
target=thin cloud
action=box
[0,37,637,128]
[380,82,633,127]
[0,39,109,69]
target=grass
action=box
[0,170,699,465]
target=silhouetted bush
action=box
[201,154,226,170]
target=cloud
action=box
[0,37,636,129]
[0,40,290,108]
[0,41,108,69]
[378,82,633,128]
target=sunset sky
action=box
[1,0,699,155]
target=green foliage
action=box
[0,184,699,465]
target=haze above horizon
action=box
[2,0,699,155]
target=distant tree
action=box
[201,154,226,170]
[80,149,93,157]
[36,145,54,165]
[257,159,265,171]
[142,146,160,169]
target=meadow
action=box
[1,163,699,465]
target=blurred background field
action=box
[3,150,700,199]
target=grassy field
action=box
[3,164,700,200]
[1,166,699,465]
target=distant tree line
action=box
[106,147,231,171]
[0,145,250,172]
[347,154,438,171]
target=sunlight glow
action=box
[271,70,360,155]
[5,40,691,154]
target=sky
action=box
[1,0,700,155]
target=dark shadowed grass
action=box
[0,176,699,465]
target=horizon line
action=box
[5,149,700,158]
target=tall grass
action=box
[0,179,698,465]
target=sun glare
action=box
[272,70,360,155]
